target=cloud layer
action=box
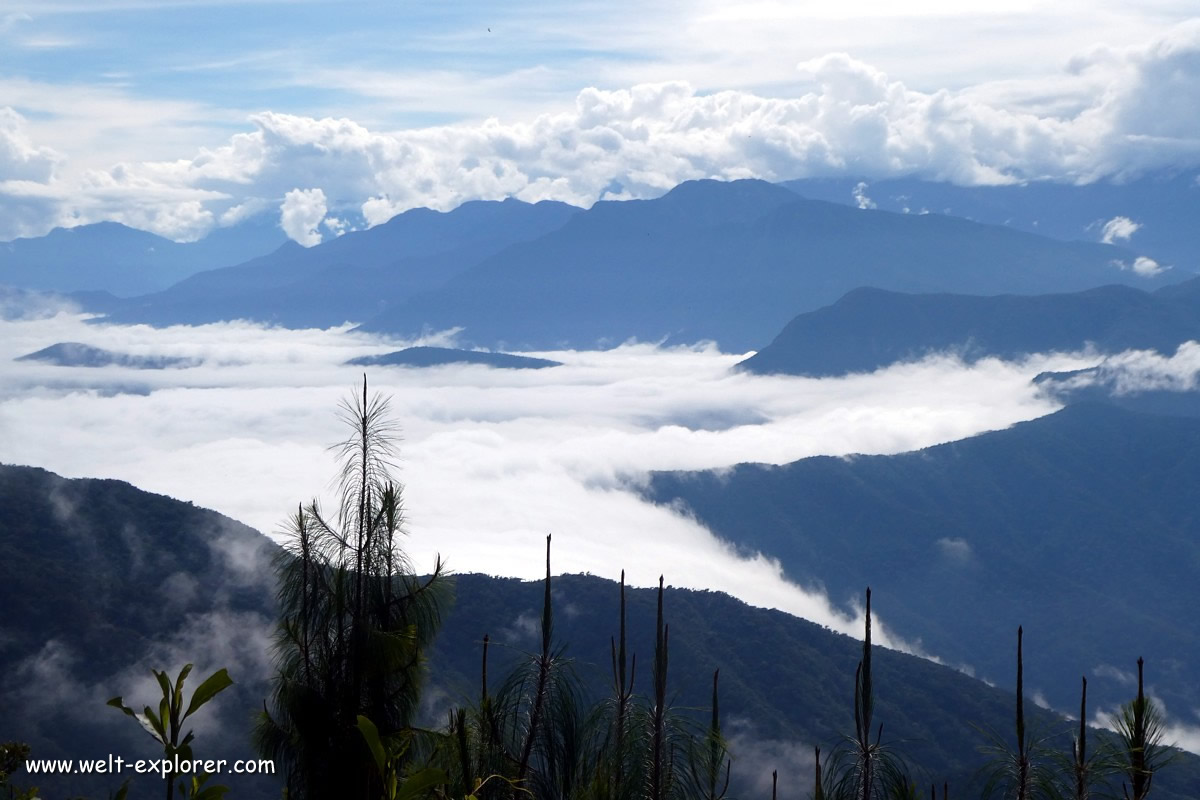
[0,312,1099,651]
[2,21,1200,242]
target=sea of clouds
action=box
[0,309,1105,649]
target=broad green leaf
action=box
[192,782,229,800]
[394,768,447,800]
[143,706,167,742]
[183,669,233,721]
[176,663,194,688]
[175,664,193,724]
[153,670,172,702]
[355,715,386,776]
[107,697,136,717]
[159,697,170,739]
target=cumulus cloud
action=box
[852,180,876,209]
[3,21,1200,241]
[279,187,327,246]
[0,312,1103,654]
[1110,255,1167,277]
[0,107,61,182]
[1131,256,1165,276]
[1100,215,1141,243]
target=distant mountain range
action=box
[782,171,1200,272]
[346,346,561,369]
[46,178,1172,352]
[739,281,1200,376]
[100,198,580,328]
[647,403,1200,722]
[9,463,1193,798]
[0,214,287,297]
[353,179,1165,351]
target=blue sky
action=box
[1,1,1198,242]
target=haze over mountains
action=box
[354,179,1165,351]
[648,403,1200,721]
[6,464,1199,800]
[100,198,580,328]
[783,173,1200,272]
[739,282,1200,377]
[4,177,1184,354]
[0,215,287,297]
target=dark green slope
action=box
[4,463,1198,797]
[432,574,1032,793]
[0,464,280,799]
[739,283,1200,377]
[648,404,1200,722]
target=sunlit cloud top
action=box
[1,1,1198,242]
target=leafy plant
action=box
[108,663,233,800]
[0,741,38,800]
[976,628,1056,800]
[825,588,913,800]
[356,714,448,800]
[255,377,450,799]
[1114,658,1173,800]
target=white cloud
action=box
[852,180,876,210]
[1043,340,1200,396]
[0,108,61,183]
[0,312,1105,655]
[1131,256,1166,276]
[1111,255,1167,277]
[218,197,269,226]
[3,21,1200,241]
[725,718,814,798]
[1100,215,1140,243]
[1094,663,1137,687]
[279,187,327,246]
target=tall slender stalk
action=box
[609,570,636,798]
[1072,677,1088,800]
[1016,626,1028,800]
[517,535,554,783]
[650,576,669,800]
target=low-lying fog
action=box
[0,311,1100,647]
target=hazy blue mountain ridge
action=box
[0,214,287,297]
[782,171,1200,271]
[99,198,581,327]
[739,282,1200,376]
[356,179,1160,351]
[648,403,1200,721]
